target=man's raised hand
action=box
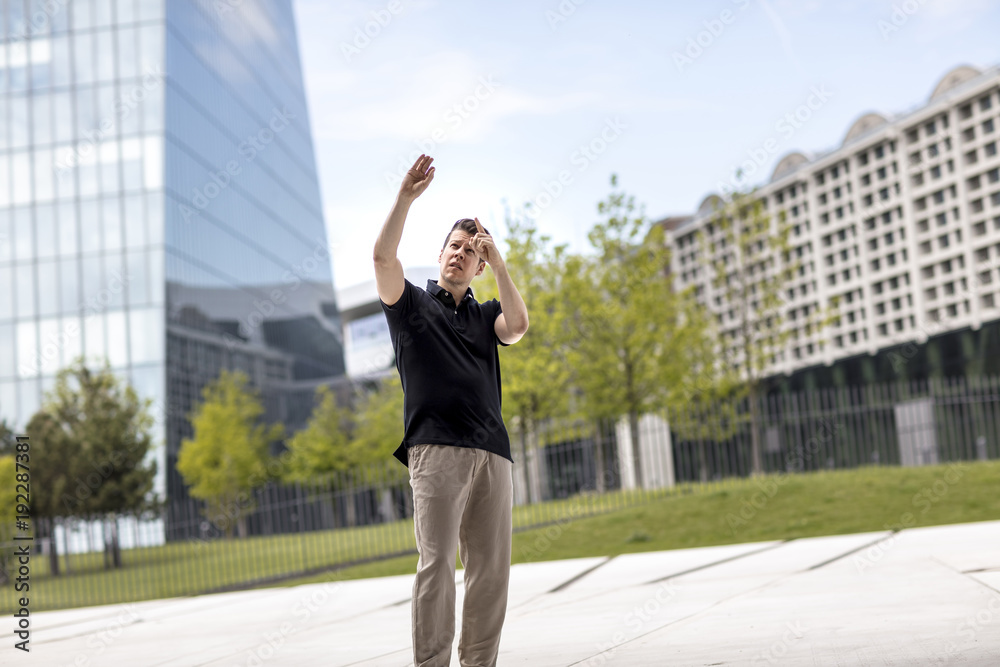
[400,154,435,200]
[472,217,502,267]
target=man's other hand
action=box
[400,154,435,200]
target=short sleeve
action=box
[487,299,510,347]
[380,278,415,317]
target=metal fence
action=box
[2,375,999,612]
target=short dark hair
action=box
[441,218,489,253]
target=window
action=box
[985,119,996,134]
[982,95,994,111]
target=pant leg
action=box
[409,444,477,667]
[457,449,514,667]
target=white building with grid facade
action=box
[668,65,1000,377]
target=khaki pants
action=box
[408,444,513,667]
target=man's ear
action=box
[475,261,485,276]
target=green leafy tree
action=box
[0,456,16,584]
[177,369,284,538]
[23,410,77,575]
[562,175,710,487]
[704,189,837,474]
[349,375,405,466]
[282,385,354,481]
[31,360,158,569]
[473,206,572,501]
[0,418,16,455]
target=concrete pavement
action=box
[13,520,1000,666]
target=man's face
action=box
[438,230,484,284]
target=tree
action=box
[0,456,16,585]
[348,375,405,466]
[23,410,77,575]
[563,175,709,487]
[29,360,159,570]
[472,206,573,501]
[703,189,837,474]
[282,385,354,481]
[176,369,284,538]
[0,418,16,456]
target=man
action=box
[374,153,529,667]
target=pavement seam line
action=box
[642,539,789,585]
[805,530,896,571]
[565,534,901,666]
[546,556,616,594]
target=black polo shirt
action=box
[380,278,512,467]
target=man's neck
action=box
[437,276,470,304]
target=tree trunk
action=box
[46,517,60,577]
[749,387,764,475]
[698,440,708,484]
[61,518,72,574]
[630,410,643,489]
[520,422,533,504]
[594,424,606,493]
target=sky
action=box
[291,0,1000,292]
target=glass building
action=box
[0,0,344,540]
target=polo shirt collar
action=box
[426,279,474,307]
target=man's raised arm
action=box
[374,154,435,306]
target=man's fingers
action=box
[410,154,434,176]
[474,217,485,234]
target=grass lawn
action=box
[277,460,1000,587]
[3,461,997,611]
